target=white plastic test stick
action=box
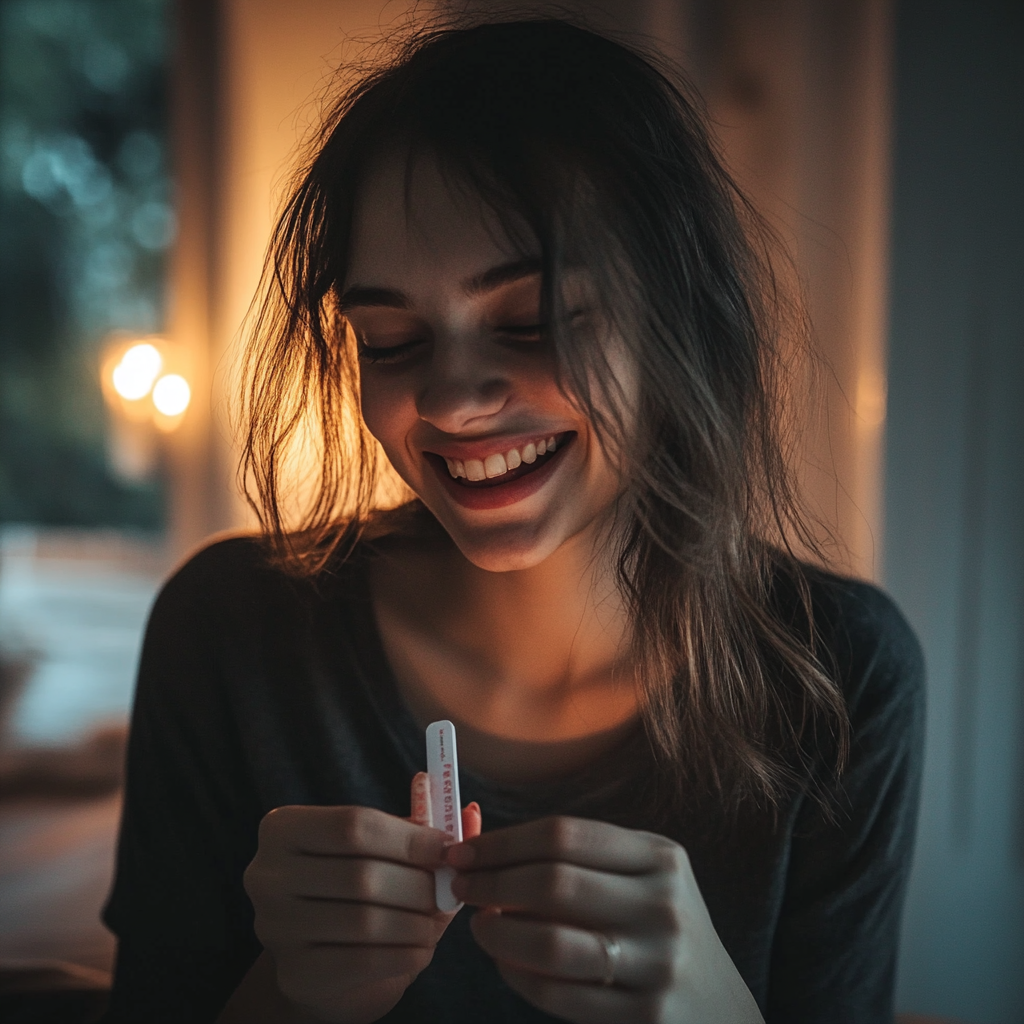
[426,719,463,912]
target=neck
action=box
[446,528,628,689]
[370,515,638,752]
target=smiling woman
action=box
[345,156,626,555]
[101,17,924,1024]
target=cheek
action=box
[358,375,413,454]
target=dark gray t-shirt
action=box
[102,537,924,1023]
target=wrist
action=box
[281,973,418,1024]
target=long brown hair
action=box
[240,18,848,810]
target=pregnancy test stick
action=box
[426,719,462,912]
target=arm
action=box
[103,546,267,1022]
[766,585,926,1023]
[103,545,479,1023]
[218,953,315,1024]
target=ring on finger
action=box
[596,932,621,987]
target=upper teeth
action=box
[444,436,558,480]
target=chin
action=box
[436,513,570,573]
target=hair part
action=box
[240,16,849,812]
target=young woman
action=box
[102,19,924,1024]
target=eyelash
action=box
[357,324,547,364]
[357,338,425,364]
[498,324,545,338]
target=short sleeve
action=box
[102,543,265,1022]
[766,582,925,1023]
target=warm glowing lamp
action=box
[101,334,193,478]
[151,373,191,432]
[112,343,164,401]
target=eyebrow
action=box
[338,286,408,312]
[464,257,542,295]
[339,257,542,312]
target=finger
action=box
[260,804,448,866]
[462,801,482,839]
[471,911,670,990]
[411,775,480,836]
[452,862,653,929]
[496,964,660,1024]
[282,855,438,913]
[445,816,676,874]
[468,911,619,984]
[410,772,432,827]
[258,897,444,947]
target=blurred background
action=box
[0,1,1019,1022]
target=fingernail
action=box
[445,843,476,868]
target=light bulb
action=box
[112,343,163,400]
[152,374,191,416]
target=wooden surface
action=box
[0,793,121,974]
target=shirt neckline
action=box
[339,550,654,823]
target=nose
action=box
[416,336,511,434]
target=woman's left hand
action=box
[446,816,764,1024]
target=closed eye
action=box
[495,323,546,338]
[494,310,586,341]
[357,337,427,364]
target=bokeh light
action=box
[151,374,190,417]
[111,343,163,400]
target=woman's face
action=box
[344,154,629,572]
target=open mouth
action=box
[433,432,572,488]
[425,432,575,510]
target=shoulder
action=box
[808,569,924,710]
[782,567,926,775]
[768,559,925,750]
[135,535,376,723]
[161,532,280,597]
[145,535,273,635]
[136,536,284,683]
[157,532,366,608]
[146,533,370,654]
[772,560,922,684]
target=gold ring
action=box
[597,933,621,987]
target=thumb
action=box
[462,801,482,839]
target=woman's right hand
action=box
[243,778,480,1024]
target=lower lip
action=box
[430,442,570,511]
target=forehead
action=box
[345,150,533,293]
